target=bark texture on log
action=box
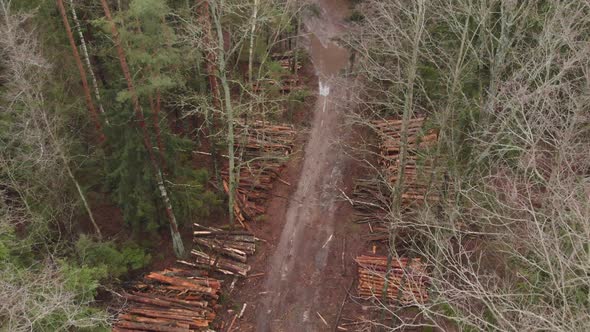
[352,116,445,242]
[113,267,221,331]
[356,255,429,305]
[221,121,296,226]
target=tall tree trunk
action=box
[246,0,259,124]
[210,0,236,226]
[247,0,259,85]
[198,0,222,186]
[381,2,426,329]
[99,0,184,257]
[68,0,109,125]
[245,0,259,125]
[293,14,300,75]
[57,0,105,143]
[149,90,167,171]
[199,1,221,110]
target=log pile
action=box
[186,223,257,277]
[355,255,429,305]
[222,121,296,225]
[253,76,301,93]
[113,268,221,332]
[235,121,296,158]
[372,117,438,161]
[374,117,442,208]
[279,59,302,72]
[271,51,303,73]
[351,117,441,241]
[256,52,303,93]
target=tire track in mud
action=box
[256,1,352,331]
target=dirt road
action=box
[256,1,353,331]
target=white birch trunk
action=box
[69,0,109,124]
[211,0,237,226]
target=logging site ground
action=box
[233,1,363,331]
[71,0,432,330]
[5,0,587,331]
[111,0,398,330]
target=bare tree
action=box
[0,260,110,331]
[346,0,590,331]
[0,3,110,330]
[209,0,238,225]
[195,0,303,225]
[2,0,101,238]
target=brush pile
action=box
[113,267,221,332]
[355,255,429,305]
[372,117,438,162]
[351,178,389,214]
[222,121,296,225]
[185,223,257,277]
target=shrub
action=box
[75,235,151,279]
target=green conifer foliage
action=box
[92,0,219,234]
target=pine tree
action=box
[56,0,105,144]
[99,0,185,257]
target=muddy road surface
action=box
[256,1,354,331]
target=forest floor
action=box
[87,1,375,330]
[226,1,369,331]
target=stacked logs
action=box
[351,117,441,242]
[373,118,441,208]
[372,117,438,161]
[113,268,221,332]
[387,155,446,201]
[271,51,302,73]
[222,121,296,225]
[254,52,302,93]
[235,121,296,158]
[186,223,257,277]
[356,255,429,305]
[253,76,301,93]
[372,117,439,207]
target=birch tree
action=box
[68,0,109,124]
[209,0,238,225]
[1,0,102,239]
[0,4,110,329]
[57,0,105,144]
